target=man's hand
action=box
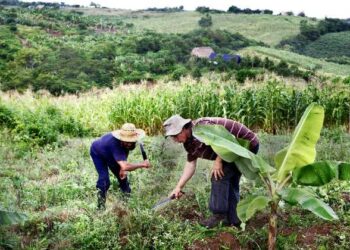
[142,159,151,169]
[169,187,184,199]
[119,169,128,180]
[211,157,224,181]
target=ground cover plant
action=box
[1,86,350,249]
[193,103,350,249]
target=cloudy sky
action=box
[22,0,349,19]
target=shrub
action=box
[13,110,59,146]
[198,14,212,28]
[235,69,258,83]
[171,65,187,81]
[0,102,16,129]
[343,76,350,85]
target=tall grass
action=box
[1,80,350,138]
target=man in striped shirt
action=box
[163,115,259,228]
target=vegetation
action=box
[1,101,350,249]
[303,31,350,63]
[193,104,350,249]
[1,80,350,150]
[198,14,212,28]
[227,5,273,15]
[243,46,350,76]
[128,12,307,46]
[279,18,350,63]
[1,4,350,249]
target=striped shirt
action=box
[184,117,259,162]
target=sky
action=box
[22,0,350,19]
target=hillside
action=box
[1,5,349,95]
[303,31,350,61]
[241,46,350,76]
[78,8,312,46]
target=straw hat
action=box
[112,123,145,142]
[163,114,191,136]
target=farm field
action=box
[114,11,308,46]
[1,82,350,249]
[1,3,350,249]
[242,46,350,76]
[1,127,350,249]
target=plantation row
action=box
[1,81,349,148]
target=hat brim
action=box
[112,129,145,142]
[164,119,191,137]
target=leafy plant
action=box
[0,210,27,225]
[193,103,350,250]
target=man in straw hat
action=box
[90,123,151,210]
[163,115,259,229]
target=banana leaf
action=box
[280,187,338,221]
[339,162,350,181]
[275,103,324,183]
[235,157,260,180]
[237,195,270,222]
[193,124,251,161]
[293,161,336,186]
[0,210,27,225]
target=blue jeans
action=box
[90,147,131,197]
[209,144,259,225]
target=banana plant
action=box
[0,209,27,225]
[193,103,350,250]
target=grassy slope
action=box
[241,46,350,76]
[303,31,350,58]
[77,8,313,46]
[126,12,310,46]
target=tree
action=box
[300,20,320,41]
[227,5,241,13]
[193,103,350,250]
[198,14,212,28]
[196,6,210,13]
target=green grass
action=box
[241,46,350,76]
[95,11,313,46]
[303,31,350,58]
[1,129,349,249]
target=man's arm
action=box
[170,160,197,198]
[117,160,150,172]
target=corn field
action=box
[1,80,350,136]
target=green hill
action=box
[303,31,350,61]
[100,10,311,46]
[1,6,349,95]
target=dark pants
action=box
[209,145,259,225]
[90,147,131,197]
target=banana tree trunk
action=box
[268,201,278,250]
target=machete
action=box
[140,142,147,160]
[152,192,185,210]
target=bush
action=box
[13,110,59,147]
[0,102,16,128]
[1,104,90,148]
[198,14,212,28]
[343,76,350,85]
[235,69,258,83]
[171,65,187,81]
